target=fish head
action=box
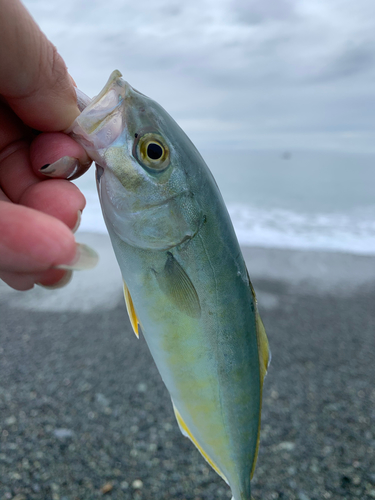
[69,71,204,251]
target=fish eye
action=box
[134,132,170,172]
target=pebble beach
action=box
[1,233,375,500]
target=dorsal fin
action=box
[172,401,228,484]
[123,280,140,338]
[154,252,201,318]
[247,269,270,479]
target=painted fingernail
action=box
[37,271,73,290]
[72,210,82,234]
[54,243,99,271]
[39,156,92,180]
[39,156,80,178]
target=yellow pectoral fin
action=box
[172,402,228,485]
[123,280,140,338]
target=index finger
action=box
[0,0,79,131]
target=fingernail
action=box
[72,210,82,234]
[37,271,73,290]
[54,243,99,271]
[39,156,80,178]
[75,87,92,112]
[39,156,92,180]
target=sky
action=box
[23,0,375,153]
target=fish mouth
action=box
[67,70,129,153]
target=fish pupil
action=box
[147,142,163,160]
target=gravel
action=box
[1,246,374,500]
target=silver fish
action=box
[67,71,270,500]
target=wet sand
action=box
[1,233,375,500]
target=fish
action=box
[66,70,270,500]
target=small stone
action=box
[96,393,110,407]
[53,428,74,439]
[11,495,26,500]
[277,441,295,451]
[132,479,143,489]
[120,481,129,490]
[9,472,22,480]
[101,482,113,494]
[22,458,30,469]
[137,383,147,392]
[298,493,310,500]
[369,490,375,498]
[5,416,16,426]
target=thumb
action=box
[0,0,79,131]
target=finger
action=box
[0,268,71,291]
[0,137,39,203]
[0,200,76,273]
[0,270,40,291]
[19,179,86,230]
[0,0,79,131]
[29,132,90,179]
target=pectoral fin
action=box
[172,401,228,484]
[123,280,140,338]
[247,269,271,479]
[154,252,201,318]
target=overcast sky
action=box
[24,0,375,152]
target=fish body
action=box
[68,71,269,500]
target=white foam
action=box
[228,203,375,255]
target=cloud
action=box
[230,0,297,24]
[23,0,375,152]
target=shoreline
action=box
[1,231,375,314]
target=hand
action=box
[0,0,93,291]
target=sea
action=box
[75,149,375,255]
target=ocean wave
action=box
[228,203,375,255]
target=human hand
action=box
[0,0,96,291]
